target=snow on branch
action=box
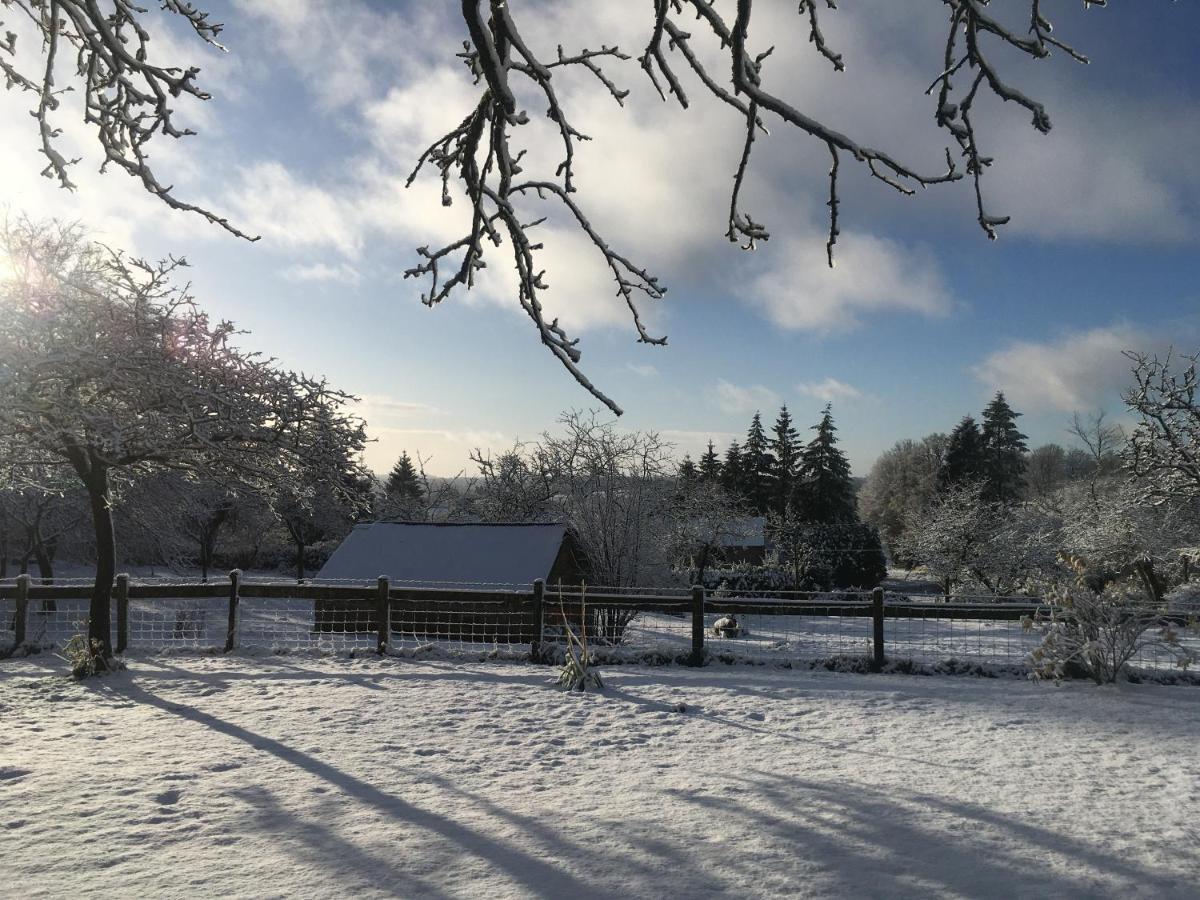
[407,0,1101,413]
[0,0,254,239]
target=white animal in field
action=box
[711,615,748,638]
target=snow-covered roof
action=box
[316,522,571,589]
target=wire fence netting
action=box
[1,579,1197,678]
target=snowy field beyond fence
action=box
[3,576,1198,677]
[3,654,1199,899]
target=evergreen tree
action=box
[938,416,986,490]
[741,412,776,514]
[720,441,744,498]
[698,440,722,482]
[796,405,857,524]
[678,454,698,483]
[385,451,424,503]
[980,392,1028,503]
[769,405,801,515]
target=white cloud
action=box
[626,363,660,378]
[354,395,443,424]
[972,324,1150,413]
[715,380,780,415]
[282,262,361,284]
[744,234,952,332]
[223,163,363,257]
[796,378,864,403]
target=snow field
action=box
[3,653,1199,899]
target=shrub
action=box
[58,635,126,680]
[1024,555,1198,684]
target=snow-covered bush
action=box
[58,635,125,680]
[556,587,603,692]
[1024,555,1197,684]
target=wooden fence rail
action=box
[0,572,1066,666]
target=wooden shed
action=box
[312,522,584,639]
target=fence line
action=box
[2,572,1195,676]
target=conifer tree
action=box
[678,454,698,483]
[938,416,986,490]
[721,441,744,499]
[796,405,857,524]
[769,405,801,515]
[980,392,1028,504]
[741,412,776,514]
[698,441,722,482]
[385,451,424,504]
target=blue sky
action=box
[2,0,1197,477]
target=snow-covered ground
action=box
[3,653,1198,898]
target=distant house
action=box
[718,516,767,565]
[313,522,584,639]
[317,521,583,588]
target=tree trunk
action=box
[83,467,116,657]
[296,541,306,583]
[34,545,54,587]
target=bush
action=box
[1024,555,1198,684]
[58,635,126,679]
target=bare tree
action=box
[0,220,367,660]
[2,1,1127,413]
[666,478,750,585]
[1124,350,1200,501]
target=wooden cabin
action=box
[312,522,583,641]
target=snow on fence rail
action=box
[1,573,1196,675]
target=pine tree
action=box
[980,392,1028,504]
[678,454,698,483]
[741,412,776,514]
[796,405,857,524]
[720,441,744,498]
[385,451,424,503]
[769,405,801,515]
[938,416,986,490]
[698,440,722,482]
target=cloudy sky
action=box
[2,0,1197,477]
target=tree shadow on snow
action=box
[100,678,617,899]
[654,769,1195,899]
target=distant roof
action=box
[316,522,571,588]
[719,516,766,548]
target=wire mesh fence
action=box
[2,575,1197,680]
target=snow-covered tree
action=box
[385,452,424,506]
[796,405,856,525]
[769,406,801,516]
[0,221,367,659]
[859,434,947,559]
[698,441,723,483]
[666,479,750,585]
[980,392,1028,503]
[740,413,775,515]
[720,441,745,499]
[1124,350,1200,501]
[902,482,1054,597]
[939,416,986,491]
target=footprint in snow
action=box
[155,789,182,806]
[0,768,32,782]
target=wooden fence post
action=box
[530,579,545,662]
[114,573,130,654]
[690,585,706,667]
[225,569,241,653]
[13,573,30,650]
[871,586,885,671]
[376,576,390,654]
